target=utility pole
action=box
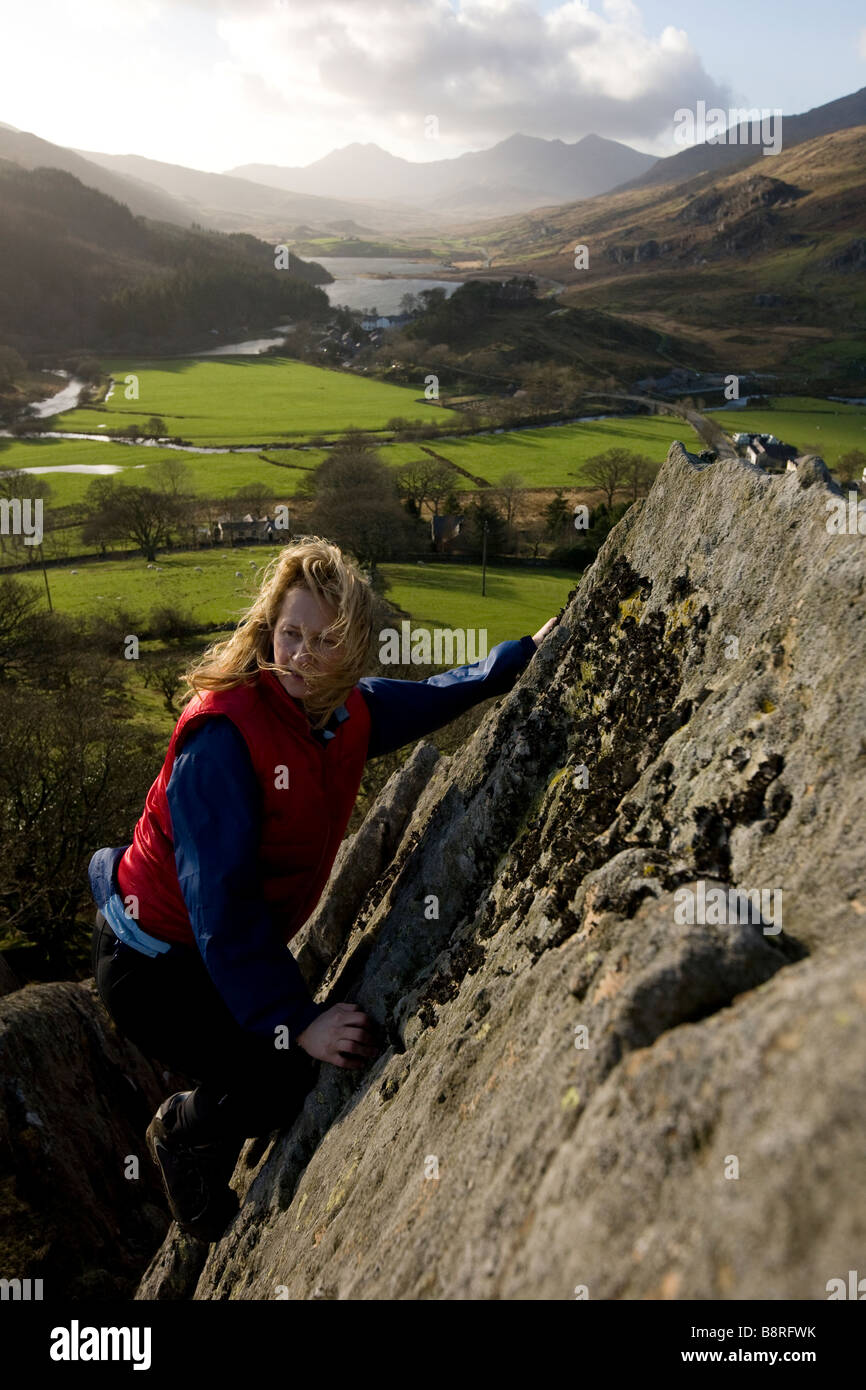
[481,518,488,597]
[40,545,52,611]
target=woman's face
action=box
[272,585,340,699]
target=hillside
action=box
[618,85,866,192]
[72,149,440,239]
[0,163,332,354]
[462,125,866,383]
[118,442,861,1299]
[0,123,195,226]
[399,275,715,386]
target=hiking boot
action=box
[145,1092,241,1243]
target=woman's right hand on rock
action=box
[296,1001,383,1068]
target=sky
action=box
[1,0,863,171]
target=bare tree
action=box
[82,480,183,562]
[0,576,41,680]
[234,482,276,515]
[520,518,547,562]
[142,657,185,714]
[395,456,457,519]
[150,455,191,500]
[624,453,660,502]
[582,449,632,509]
[308,438,418,574]
[492,471,525,528]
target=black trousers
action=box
[91,912,318,1146]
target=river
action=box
[27,371,88,418]
[189,324,294,356]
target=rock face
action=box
[138,443,866,1300]
[292,741,440,992]
[0,952,20,997]
[0,980,188,1298]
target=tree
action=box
[544,489,570,539]
[334,306,356,332]
[582,449,633,509]
[395,456,458,519]
[0,668,162,971]
[308,437,418,574]
[142,656,185,714]
[149,455,191,500]
[837,449,866,487]
[65,356,103,386]
[82,479,183,561]
[79,476,117,557]
[624,453,660,502]
[520,518,548,563]
[466,496,507,551]
[520,364,582,418]
[492,471,525,529]
[233,481,275,515]
[0,576,42,681]
[0,346,26,390]
[0,468,53,559]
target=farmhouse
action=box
[360,313,412,331]
[744,438,799,470]
[206,514,277,544]
[431,514,463,554]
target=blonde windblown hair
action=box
[181,536,375,730]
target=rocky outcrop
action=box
[0,952,20,997]
[133,441,865,1299]
[0,979,188,1298]
[822,237,866,273]
[292,741,440,992]
[677,174,806,225]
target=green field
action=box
[18,545,283,627]
[0,437,321,507]
[416,416,696,488]
[0,416,695,512]
[379,562,577,645]
[48,356,462,445]
[7,363,863,535]
[17,546,576,655]
[708,396,866,466]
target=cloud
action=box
[211,0,731,157]
[0,0,731,169]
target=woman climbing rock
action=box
[88,535,557,1243]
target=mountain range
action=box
[228,133,657,215]
[622,85,866,191]
[1,85,863,238]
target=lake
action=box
[309,257,462,315]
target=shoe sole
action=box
[145,1118,238,1243]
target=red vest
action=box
[117,669,371,946]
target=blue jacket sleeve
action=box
[165,717,326,1044]
[359,634,537,760]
